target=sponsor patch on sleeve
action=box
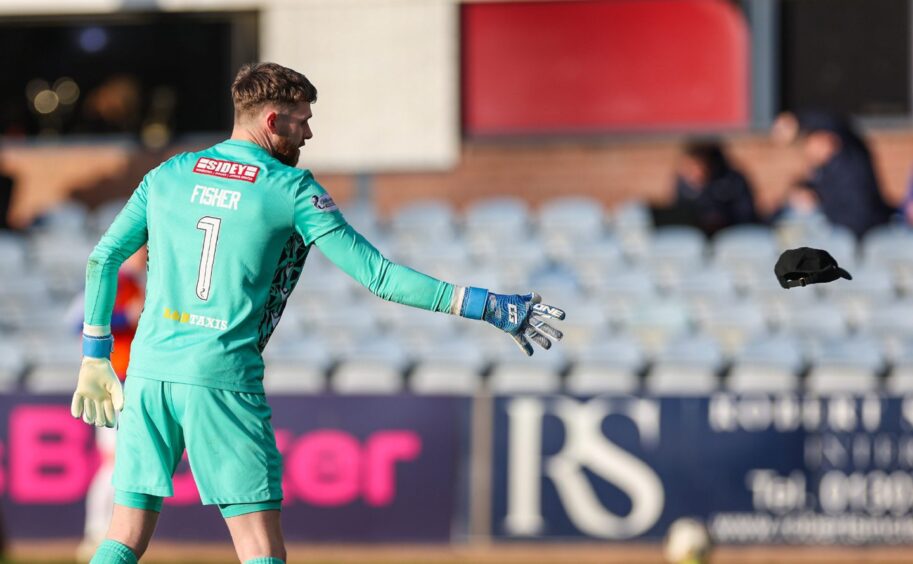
[311,194,338,212]
[193,157,259,183]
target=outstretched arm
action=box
[313,223,456,313]
[313,223,565,355]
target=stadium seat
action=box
[565,335,644,393]
[565,363,639,395]
[25,361,76,393]
[776,302,849,348]
[263,362,326,394]
[410,362,482,395]
[561,236,625,292]
[622,298,692,357]
[411,338,488,372]
[862,224,913,263]
[464,197,532,259]
[861,224,913,293]
[805,365,879,394]
[531,264,587,297]
[864,301,913,342]
[750,270,819,328]
[820,266,895,329]
[31,233,96,286]
[32,201,89,234]
[0,298,26,332]
[329,335,410,394]
[331,360,403,394]
[488,361,562,394]
[734,335,805,372]
[548,300,610,355]
[697,299,768,357]
[727,364,799,393]
[390,200,457,251]
[674,268,737,318]
[473,239,547,288]
[378,302,462,350]
[644,226,707,291]
[713,224,778,289]
[591,268,659,327]
[89,198,129,236]
[538,196,606,257]
[337,200,384,242]
[645,364,719,395]
[725,335,803,393]
[0,233,26,270]
[794,224,858,271]
[395,240,473,282]
[263,336,332,394]
[23,333,81,393]
[886,364,913,394]
[610,200,653,260]
[879,331,913,369]
[714,224,778,258]
[802,334,884,395]
[644,334,722,396]
[480,332,568,371]
[773,211,832,251]
[575,334,646,371]
[805,334,885,374]
[305,301,381,349]
[655,334,724,372]
[0,340,24,391]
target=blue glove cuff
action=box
[83,334,114,359]
[461,287,489,320]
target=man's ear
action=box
[265,111,278,134]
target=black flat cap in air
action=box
[774,247,852,289]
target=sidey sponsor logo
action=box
[193,157,259,183]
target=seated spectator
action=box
[654,139,759,236]
[774,110,895,237]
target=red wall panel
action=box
[462,0,750,135]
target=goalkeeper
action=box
[72,62,565,564]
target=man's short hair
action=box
[231,62,317,118]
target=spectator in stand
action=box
[772,110,895,237]
[655,139,759,237]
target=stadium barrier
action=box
[1,393,912,544]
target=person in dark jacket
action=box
[776,110,895,237]
[664,139,759,236]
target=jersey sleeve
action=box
[315,223,455,314]
[293,172,347,245]
[84,168,155,327]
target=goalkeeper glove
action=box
[71,331,124,428]
[456,287,565,355]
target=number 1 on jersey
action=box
[196,216,221,301]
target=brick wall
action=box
[371,130,913,220]
[4,130,912,228]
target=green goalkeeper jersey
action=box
[85,139,456,392]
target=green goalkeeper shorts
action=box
[113,375,283,505]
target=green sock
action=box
[90,539,138,564]
[244,558,284,564]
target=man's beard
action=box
[274,138,300,166]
